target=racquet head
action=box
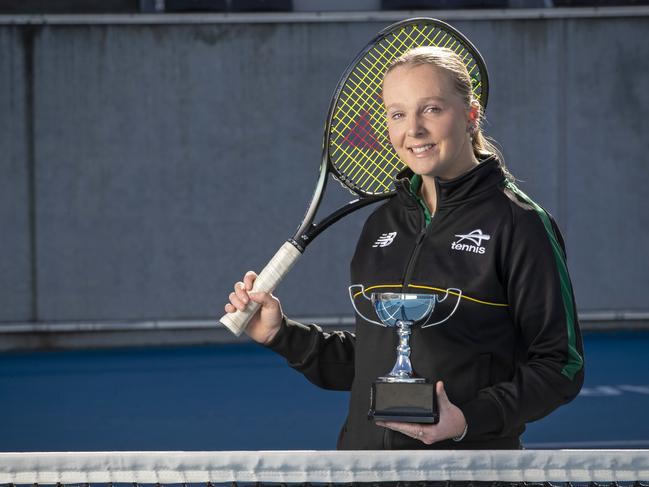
[325,17,489,197]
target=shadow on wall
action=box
[0,0,292,14]
[4,0,648,15]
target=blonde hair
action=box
[384,46,512,180]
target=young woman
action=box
[224,46,584,450]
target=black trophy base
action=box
[369,380,439,423]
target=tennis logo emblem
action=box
[451,229,490,254]
[373,232,397,248]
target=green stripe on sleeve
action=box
[506,182,584,380]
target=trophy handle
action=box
[348,285,386,327]
[420,288,463,328]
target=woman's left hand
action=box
[376,381,467,445]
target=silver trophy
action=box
[349,285,461,423]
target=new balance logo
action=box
[372,232,397,248]
[451,229,490,254]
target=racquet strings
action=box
[328,21,486,197]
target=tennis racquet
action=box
[219,17,489,336]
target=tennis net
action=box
[1,450,648,486]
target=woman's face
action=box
[383,64,474,180]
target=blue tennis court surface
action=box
[1,330,647,451]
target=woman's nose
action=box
[406,116,425,137]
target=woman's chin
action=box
[406,160,444,178]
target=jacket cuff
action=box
[461,393,504,440]
[265,316,314,365]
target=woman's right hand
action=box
[224,271,283,345]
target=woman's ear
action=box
[468,100,481,122]
[467,100,481,133]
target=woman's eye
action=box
[425,106,441,113]
[389,112,404,120]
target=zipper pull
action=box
[416,227,427,244]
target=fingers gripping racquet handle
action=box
[219,241,303,336]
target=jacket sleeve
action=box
[265,317,356,391]
[461,199,585,440]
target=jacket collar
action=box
[395,155,505,209]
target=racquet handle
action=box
[219,241,303,336]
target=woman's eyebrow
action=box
[419,96,447,102]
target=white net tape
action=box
[0,450,648,485]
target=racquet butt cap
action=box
[219,318,245,337]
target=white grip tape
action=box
[219,241,302,336]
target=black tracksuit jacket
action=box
[267,156,584,449]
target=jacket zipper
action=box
[401,224,428,292]
[401,196,431,293]
[383,427,392,449]
[383,194,432,449]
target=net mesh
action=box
[1,451,648,487]
[328,19,487,196]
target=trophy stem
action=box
[379,320,426,383]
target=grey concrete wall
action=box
[1,13,648,328]
[562,17,649,311]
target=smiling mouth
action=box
[409,144,435,155]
